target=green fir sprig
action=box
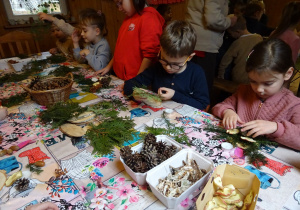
[140,112,190,145]
[1,93,28,107]
[204,125,278,167]
[39,102,87,128]
[47,54,67,64]
[26,164,43,174]
[51,66,80,77]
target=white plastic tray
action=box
[120,135,182,186]
[146,149,214,209]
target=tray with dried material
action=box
[146,149,214,209]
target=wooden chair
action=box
[0,30,41,58]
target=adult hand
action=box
[49,48,58,55]
[222,109,244,129]
[37,13,54,22]
[26,202,58,210]
[80,49,90,58]
[228,14,237,27]
[240,120,277,138]
[158,87,175,100]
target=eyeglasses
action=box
[158,50,190,70]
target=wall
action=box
[0,0,294,55]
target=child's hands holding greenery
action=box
[158,87,175,100]
[222,109,244,129]
[240,120,278,137]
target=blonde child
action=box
[95,0,165,80]
[212,39,300,150]
[72,9,111,70]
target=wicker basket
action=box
[21,73,73,106]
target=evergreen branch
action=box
[26,164,43,175]
[203,125,278,168]
[39,102,87,128]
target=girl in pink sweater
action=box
[212,39,300,150]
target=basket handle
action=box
[66,72,73,81]
[20,84,32,93]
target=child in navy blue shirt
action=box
[124,20,209,110]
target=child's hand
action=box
[158,87,175,100]
[71,29,81,44]
[94,67,110,76]
[38,12,54,22]
[240,120,278,138]
[49,48,58,55]
[80,49,90,58]
[222,109,244,129]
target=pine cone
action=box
[134,160,148,173]
[144,133,156,144]
[156,141,167,153]
[120,146,132,160]
[15,178,30,191]
[100,77,112,88]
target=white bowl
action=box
[11,58,32,71]
[146,149,214,209]
[120,135,182,186]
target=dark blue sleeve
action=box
[172,65,210,110]
[123,65,156,96]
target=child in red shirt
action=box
[94,0,165,80]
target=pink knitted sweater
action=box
[212,85,300,150]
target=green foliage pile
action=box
[39,102,87,128]
[204,125,278,167]
[140,112,190,145]
[47,55,67,64]
[51,66,80,77]
[1,93,28,107]
[85,100,135,155]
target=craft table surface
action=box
[0,61,300,210]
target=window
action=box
[4,0,68,22]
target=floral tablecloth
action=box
[1,74,300,210]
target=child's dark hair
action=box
[246,39,294,74]
[80,9,108,36]
[132,0,147,15]
[269,1,300,39]
[244,2,263,17]
[160,20,196,58]
[228,15,246,31]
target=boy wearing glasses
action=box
[124,20,209,110]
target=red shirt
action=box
[113,7,165,80]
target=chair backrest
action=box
[0,30,41,58]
